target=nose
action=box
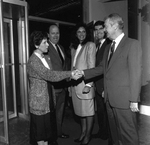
[46,42,49,46]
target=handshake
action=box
[71,69,84,80]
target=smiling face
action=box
[49,25,60,44]
[37,38,49,53]
[94,25,105,41]
[76,26,86,43]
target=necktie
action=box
[108,41,115,65]
[55,44,64,65]
[96,42,101,52]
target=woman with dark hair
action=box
[70,23,96,145]
[27,31,74,145]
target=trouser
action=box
[106,101,139,145]
[95,91,109,136]
[55,89,66,136]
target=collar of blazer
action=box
[44,55,53,69]
[48,42,65,58]
[33,53,52,70]
[106,35,127,70]
[72,44,85,61]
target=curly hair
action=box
[30,31,48,48]
[70,23,91,50]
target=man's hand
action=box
[82,86,91,94]
[130,102,139,112]
[71,69,84,80]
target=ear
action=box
[114,23,118,30]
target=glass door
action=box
[0,18,17,122]
[0,0,29,144]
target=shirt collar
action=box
[113,33,124,51]
[34,51,44,59]
[114,33,124,44]
[100,38,106,44]
[49,41,57,48]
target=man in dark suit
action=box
[92,20,111,141]
[76,13,142,145]
[48,24,69,139]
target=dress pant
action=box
[55,89,66,136]
[106,101,139,145]
[95,91,109,137]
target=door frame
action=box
[0,0,29,144]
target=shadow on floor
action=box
[3,105,150,145]
[0,107,108,145]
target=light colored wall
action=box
[140,0,150,85]
[83,0,128,35]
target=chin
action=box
[44,50,48,53]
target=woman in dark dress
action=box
[27,31,72,145]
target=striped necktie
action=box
[55,44,64,65]
[108,41,115,65]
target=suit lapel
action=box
[49,42,64,65]
[49,42,59,57]
[71,44,84,68]
[58,44,65,59]
[106,36,127,71]
[45,55,53,70]
[75,44,84,68]
[96,40,107,66]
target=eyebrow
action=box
[95,27,104,29]
[77,30,86,32]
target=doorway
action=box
[0,0,29,144]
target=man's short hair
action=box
[94,20,104,30]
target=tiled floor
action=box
[0,106,150,145]
[0,107,108,145]
[0,117,30,145]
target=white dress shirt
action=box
[113,33,125,52]
[73,44,82,67]
[34,52,50,70]
[108,33,125,60]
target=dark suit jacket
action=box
[48,42,66,71]
[48,42,67,91]
[84,35,142,109]
[94,39,111,95]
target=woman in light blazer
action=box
[27,31,72,145]
[70,23,96,145]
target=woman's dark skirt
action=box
[30,111,57,145]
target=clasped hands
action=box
[71,69,84,80]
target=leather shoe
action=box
[49,141,58,145]
[80,137,91,145]
[80,143,89,145]
[58,133,69,139]
[74,138,83,143]
[92,132,108,140]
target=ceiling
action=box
[25,0,82,24]
[25,0,129,24]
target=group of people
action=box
[27,13,142,145]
